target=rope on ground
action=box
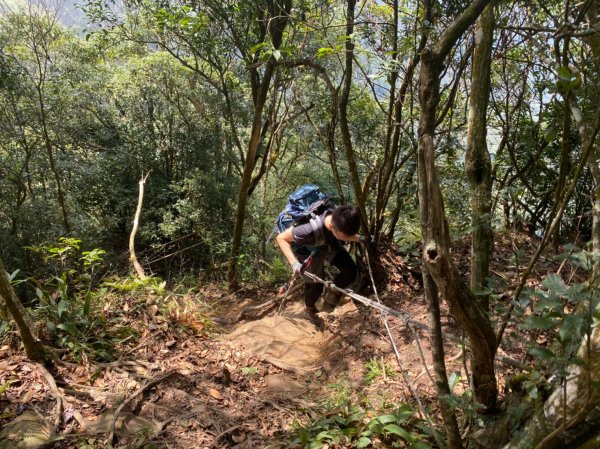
[302,264,444,447]
[362,250,444,449]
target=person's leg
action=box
[331,249,357,288]
[321,249,357,311]
[304,252,325,310]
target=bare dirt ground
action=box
[0,233,577,448]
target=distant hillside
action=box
[1,0,89,29]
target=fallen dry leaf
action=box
[0,361,18,372]
[208,388,223,400]
[20,390,34,403]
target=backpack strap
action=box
[309,216,326,247]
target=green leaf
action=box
[395,406,413,422]
[46,320,56,332]
[367,72,384,80]
[57,300,70,318]
[384,424,414,441]
[8,269,20,281]
[408,442,433,449]
[249,42,269,56]
[356,436,372,448]
[278,46,296,56]
[556,66,572,81]
[559,314,583,343]
[331,414,345,425]
[83,291,93,317]
[57,322,78,336]
[316,47,335,58]
[315,430,335,441]
[533,298,563,312]
[240,366,259,375]
[347,411,365,423]
[371,414,398,425]
[529,346,555,359]
[0,379,17,395]
[521,316,555,330]
[448,372,461,391]
[544,125,558,143]
[542,274,569,296]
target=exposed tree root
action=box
[36,363,65,434]
[107,370,174,445]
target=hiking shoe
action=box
[303,307,324,330]
[319,290,341,313]
[319,300,336,313]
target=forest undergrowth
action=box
[0,230,588,449]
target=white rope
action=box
[361,246,442,447]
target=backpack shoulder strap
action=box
[309,216,326,247]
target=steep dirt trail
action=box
[227,300,328,375]
[1,286,442,449]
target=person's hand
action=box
[359,235,371,244]
[291,261,303,275]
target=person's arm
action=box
[276,227,300,267]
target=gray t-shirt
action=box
[292,211,336,248]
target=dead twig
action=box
[151,408,202,440]
[211,424,243,448]
[107,371,174,445]
[236,298,279,321]
[55,380,119,396]
[130,172,150,279]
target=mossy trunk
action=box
[465,4,494,311]
[0,254,45,362]
[416,0,497,411]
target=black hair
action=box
[331,205,361,236]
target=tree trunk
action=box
[465,4,494,311]
[374,0,400,238]
[227,0,292,290]
[338,0,367,223]
[374,35,426,241]
[0,254,45,362]
[228,106,266,290]
[423,269,464,449]
[416,0,497,411]
[36,75,70,235]
[584,3,600,260]
[337,0,389,288]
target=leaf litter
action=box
[0,233,584,448]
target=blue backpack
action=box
[268,184,335,246]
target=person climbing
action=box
[276,204,365,328]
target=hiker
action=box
[276,204,364,326]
